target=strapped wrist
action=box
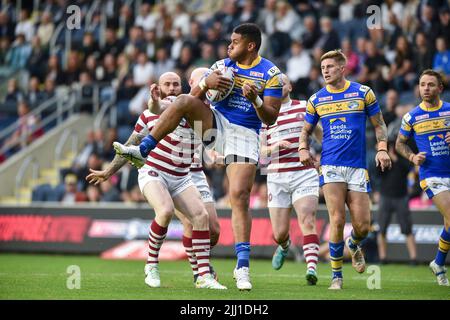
[253,96,263,109]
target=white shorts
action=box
[191,170,214,203]
[267,168,320,208]
[207,108,259,164]
[420,177,450,199]
[138,166,193,198]
[319,165,371,193]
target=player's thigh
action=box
[142,181,174,214]
[269,207,292,238]
[346,190,371,229]
[179,95,214,137]
[322,183,347,217]
[432,190,450,228]
[226,163,256,200]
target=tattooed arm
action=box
[86,131,145,185]
[395,133,426,166]
[369,111,392,171]
[298,122,316,167]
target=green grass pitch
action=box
[0,253,448,300]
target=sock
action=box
[435,227,450,266]
[329,241,344,279]
[147,220,167,266]
[303,234,319,272]
[280,237,290,251]
[348,230,365,251]
[182,236,198,277]
[192,230,211,277]
[140,135,158,157]
[235,242,251,269]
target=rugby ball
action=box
[205,66,235,103]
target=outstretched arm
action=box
[369,111,392,171]
[86,131,144,185]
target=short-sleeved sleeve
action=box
[364,88,381,117]
[399,112,413,138]
[304,99,319,126]
[264,70,283,98]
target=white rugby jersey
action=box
[134,110,197,176]
[261,99,314,173]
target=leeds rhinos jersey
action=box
[399,100,450,180]
[210,56,283,132]
[305,81,381,169]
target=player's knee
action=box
[273,231,289,244]
[174,94,195,112]
[299,212,316,231]
[156,208,174,225]
[330,216,346,231]
[229,187,251,206]
[190,209,209,228]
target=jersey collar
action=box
[237,55,262,69]
[419,100,443,112]
[326,80,351,93]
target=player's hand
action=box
[272,141,292,153]
[205,70,233,92]
[410,152,427,166]
[242,82,258,103]
[150,83,161,101]
[375,150,392,172]
[299,148,314,167]
[86,168,110,185]
[445,132,450,145]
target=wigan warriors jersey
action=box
[261,99,314,173]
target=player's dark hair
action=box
[419,69,444,86]
[233,23,262,51]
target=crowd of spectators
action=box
[0,0,449,208]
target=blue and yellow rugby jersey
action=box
[399,100,450,180]
[305,81,380,169]
[210,56,283,132]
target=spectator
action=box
[377,140,417,265]
[57,173,86,204]
[170,27,185,61]
[100,27,124,59]
[79,32,99,61]
[413,31,434,75]
[42,77,56,101]
[153,47,175,80]
[274,0,303,41]
[358,40,390,93]
[341,38,359,78]
[135,3,159,32]
[433,36,450,82]
[44,54,65,84]
[185,20,206,58]
[14,9,34,42]
[382,89,400,127]
[3,100,43,153]
[0,11,15,41]
[99,179,122,202]
[301,15,321,50]
[194,42,216,68]
[98,53,117,83]
[257,0,276,36]
[239,0,259,24]
[5,34,31,70]
[26,76,46,108]
[438,7,450,46]
[172,3,190,37]
[36,11,54,48]
[26,36,48,81]
[63,51,82,86]
[286,41,312,98]
[315,16,341,53]
[389,35,415,91]
[133,51,155,87]
[85,184,101,202]
[4,78,24,103]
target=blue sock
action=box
[348,230,365,250]
[140,135,158,157]
[329,241,344,279]
[435,227,450,266]
[235,242,250,269]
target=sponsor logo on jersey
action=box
[318,96,333,102]
[250,71,264,78]
[296,113,305,121]
[347,101,359,109]
[359,85,370,93]
[344,92,359,98]
[415,114,429,121]
[326,171,337,178]
[444,119,450,127]
[148,170,159,177]
[267,66,281,77]
[439,111,450,116]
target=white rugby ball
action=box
[205,66,235,103]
